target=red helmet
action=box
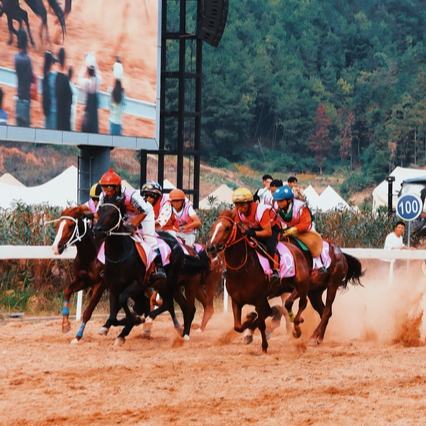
[169,188,186,201]
[99,168,121,186]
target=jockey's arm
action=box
[293,207,312,233]
[181,210,201,232]
[156,202,173,229]
[253,210,273,238]
[129,212,147,228]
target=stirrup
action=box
[270,270,280,281]
[153,267,166,280]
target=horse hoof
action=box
[114,337,125,346]
[70,337,80,345]
[243,335,253,345]
[98,327,109,336]
[183,334,190,341]
[265,331,271,341]
[292,328,302,339]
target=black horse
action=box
[1,0,65,46]
[93,197,209,343]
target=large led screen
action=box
[0,0,158,139]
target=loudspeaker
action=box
[197,0,229,47]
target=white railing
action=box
[1,246,426,315]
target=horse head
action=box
[51,205,93,255]
[93,196,125,242]
[207,209,244,256]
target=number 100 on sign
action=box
[396,194,423,221]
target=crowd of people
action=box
[0,29,126,135]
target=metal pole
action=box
[386,176,396,216]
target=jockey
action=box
[98,168,166,279]
[141,181,168,220]
[232,187,280,280]
[156,188,201,247]
[84,183,102,213]
[272,185,324,270]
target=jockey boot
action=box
[153,249,167,280]
[269,258,280,281]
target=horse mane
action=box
[219,209,235,220]
[61,204,91,218]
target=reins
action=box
[45,215,91,250]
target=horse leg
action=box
[308,289,325,319]
[71,281,106,343]
[98,291,119,336]
[293,293,308,339]
[173,287,193,341]
[311,282,339,345]
[62,277,90,333]
[196,283,214,332]
[284,289,298,323]
[256,299,273,353]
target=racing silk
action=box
[234,202,271,229]
[273,199,312,232]
[173,201,197,231]
[153,194,169,220]
[156,200,178,231]
[84,198,97,214]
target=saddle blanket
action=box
[97,237,171,269]
[257,242,296,279]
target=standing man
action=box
[384,221,406,249]
[55,47,73,131]
[253,174,273,204]
[14,30,33,127]
[287,176,305,201]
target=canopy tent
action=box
[0,166,78,209]
[199,184,233,209]
[304,185,320,210]
[316,186,350,212]
[0,173,25,187]
[372,167,426,212]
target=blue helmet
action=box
[273,185,294,201]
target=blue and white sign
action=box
[396,194,423,221]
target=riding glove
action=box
[245,228,256,238]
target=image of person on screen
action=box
[109,59,125,136]
[79,53,100,133]
[55,48,73,131]
[42,51,57,129]
[0,88,8,125]
[14,30,33,127]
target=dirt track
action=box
[2,272,426,426]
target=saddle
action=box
[291,230,323,257]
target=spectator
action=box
[42,51,57,129]
[287,176,306,201]
[14,29,33,127]
[253,174,273,204]
[0,88,8,125]
[264,179,283,205]
[79,53,100,133]
[68,66,78,131]
[384,221,406,249]
[55,47,73,131]
[109,59,125,136]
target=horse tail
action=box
[47,0,66,37]
[342,253,363,288]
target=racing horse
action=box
[50,205,105,343]
[207,210,311,352]
[283,240,363,344]
[93,198,203,343]
[1,0,65,46]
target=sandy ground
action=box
[0,0,157,137]
[2,266,426,425]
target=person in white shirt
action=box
[253,174,273,204]
[384,221,406,249]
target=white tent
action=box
[316,186,350,212]
[0,173,25,187]
[304,185,320,210]
[199,184,233,209]
[372,167,426,212]
[0,166,78,209]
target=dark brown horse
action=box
[51,205,105,343]
[207,210,311,352]
[283,241,363,344]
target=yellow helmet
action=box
[89,183,102,200]
[232,187,253,203]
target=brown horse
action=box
[51,205,105,343]
[207,210,311,352]
[283,241,363,344]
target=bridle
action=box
[97,203,128,236]
[46,215,91,250]
[211,215,253,271]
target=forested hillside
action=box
[201,0,426,193]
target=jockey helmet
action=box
[169,188,186,201]
[89,183,102,200]
[273,185,294,201]
[232,187,253,203]
[141,181,163,197]
[99,168,121,186]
